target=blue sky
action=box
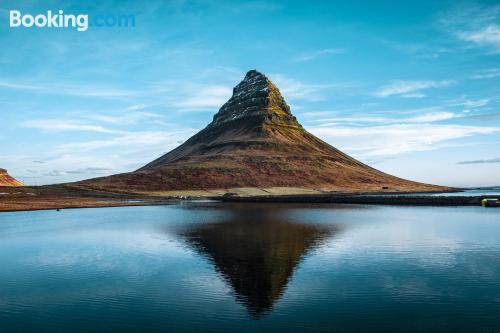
[1,0,499,187]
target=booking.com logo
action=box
[9,10,135,32]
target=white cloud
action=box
[18,153,130,184]
[269,74,337,102]
[374,80,456,98]
[458,25,500,52]
[88,111,163,125]
[312,110,456,126]
[464,99,489,109]
[21,120,117,133]
[126,104,149,111]
[0,79,137,98]
[470,68,500,79]
[16,127,198,185]
[291,48,345,62]
[453,99,489,109]
[56,130,196,153]
[441,3,500,53]
[405,112,455,123]
[308,124,498,157]
[175,85,232,111]
[173,74,344,109]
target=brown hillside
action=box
[0,168,23,187]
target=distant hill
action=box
[0,168,23,187]
[74,70,449,194]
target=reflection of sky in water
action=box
[0,203,499,332]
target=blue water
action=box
[378,189,500,197]
[0,202,499,332]
[433,189,500,196]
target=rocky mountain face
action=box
[0,168,23,187]
[75,70,448,193]
[139,69,306,169]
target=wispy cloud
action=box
[18,126,198,184]
[441,3,500,53]
[175,85,232,111]
[458,157,500,165]
[38,166,115,178]
[0,81,41,90]
[126,104,149,111]
[56,130,196,153]
[470,68,500,79]
[406,112,456,123]
[38,168,113,177]
[308,124,498,157]
[88,110,163,125]
[312,111,456,126]
[374,80,456,98]
[16,153,138,184]
[171,74,341,112]
[22,107,167,135]
[66,167,114,174]
[455,99,489,109]
[291,48,345,62]
[458,25,500,53]
[270,74,340,102]
[21,120,118,133]
[0,79,137,98]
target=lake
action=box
[1,202,499,332]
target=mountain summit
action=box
[210,69,296,128]
[139,69,304,169]
[77,70,447,194]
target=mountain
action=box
[75,70,449,194]
[0,168,23,187]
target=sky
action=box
[0,0,499,187]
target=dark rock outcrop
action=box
[212,69,295,126]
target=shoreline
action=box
[220,193,500,206]
[0,199,178,213]
[0,185,179,213]
[1,185,498,213]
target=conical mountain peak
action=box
[211,69,297,127]
[78,69,447,194]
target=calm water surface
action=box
[1,202,499,332]
[433,189,500,196]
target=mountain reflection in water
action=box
[178,206,339,317]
